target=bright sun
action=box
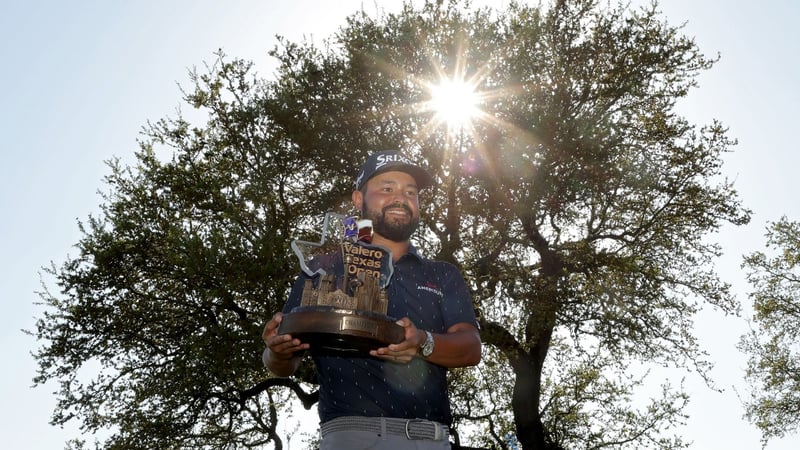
[428,77,480,131]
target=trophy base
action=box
[279,306,404,353]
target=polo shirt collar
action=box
[400,243,425,263]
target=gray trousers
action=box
[320,430,451,450]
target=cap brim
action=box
[374,164,434,190]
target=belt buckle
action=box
[404,419,442,440]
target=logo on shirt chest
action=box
[417,282,443,298]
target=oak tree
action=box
[740,217,800,445]
[31,1,750,449]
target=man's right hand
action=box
[262,312,308,376]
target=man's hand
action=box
[369,317,424,364]
[262,312,308,376]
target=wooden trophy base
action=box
[279,306,405,353]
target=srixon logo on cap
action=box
[375,153,413,169]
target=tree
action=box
[740,217,800,445]
[31,1,750,449]
[31,55,329,449]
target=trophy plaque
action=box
[278,213,404,353]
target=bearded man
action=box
[262,150,481,450]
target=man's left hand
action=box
[369,317,424,363]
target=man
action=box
[262,150,482,449]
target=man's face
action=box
[357,170,420,243]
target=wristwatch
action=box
[420,330,435,358]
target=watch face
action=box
[422,331,434,356]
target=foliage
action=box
[740,217,800,445]
[31,57,326,449]
[30,0,750,449]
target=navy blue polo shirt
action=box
[282,245,477,426]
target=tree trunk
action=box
[511,351,547,450]
[510,308,558,450]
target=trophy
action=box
[278,212,405,353]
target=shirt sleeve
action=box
[436,261,479,330]
[281,274,307,314]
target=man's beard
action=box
[362,203,419,243]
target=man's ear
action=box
[352,190,363,211]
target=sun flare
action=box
[429,78,480,131]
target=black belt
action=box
[320,416,449,441]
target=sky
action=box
[1,1,798,449]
